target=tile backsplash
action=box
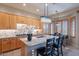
[0,24,42,38]
[16,23,42,35]
[16,23,36,35]
[0,30,16,38]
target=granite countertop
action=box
[20,35,59,46]
[0,36,17,39]
[0,34,43,39]
[0,34,27,39]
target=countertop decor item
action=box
[27,34,32,41]
[27,25,35,41]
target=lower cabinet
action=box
[2,38,11,52]
[3,49,21,56]
[0,37,25,56]
[10,38,22,50]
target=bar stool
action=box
[37,38,53,56]
[52,35,64,56]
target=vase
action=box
[27,34,32,41]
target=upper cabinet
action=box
[0,12,42,29]
[9,14,16,29]
[16,16,24,24]
[16,16,42,29]
[0,13,16,29]
[0,13,10,29]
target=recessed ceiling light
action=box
[45,3,48,6]
[23,3,26,6]
[36,9,39,12]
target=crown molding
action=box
[49,7,79,20]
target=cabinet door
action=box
[0,39,2,54]
[9,15,16,29]
[10,38,16,50]
[23,17,28,24]
[33,19,39,28]
[26,17,31,25]
[24,17,28,24]
[16,16,24,24]
[2,39,11,52]
[36,20,40,28]
[11,38,23,50]
[0,13,10,29]
[16,39,22,48]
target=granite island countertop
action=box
[20,35,59,47]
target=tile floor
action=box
[63,46,79,56]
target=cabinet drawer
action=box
[2,39,11,52]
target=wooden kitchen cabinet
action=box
[32,19,41,28]
[36,20,40,28]
[10,38,16,50]
[0,12,42,29]
[9,14,16,29]
[0,37,25,54]
[16,39,23,48]
[2,38,11,52]
[16,16,31,25]
[16,16,25,24]
[16,15,42,28]
[0,13,16,29]
[0,13,10,29]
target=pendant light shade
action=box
[41,3,51,23]
[41,16,51,23]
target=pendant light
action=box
[41,3,51,23]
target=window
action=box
[51,23,54,34]
[71,17,76,37]
[55,20,68,35]
[62,20,67,35]
[43,23,50,34]
[56,22,62,33]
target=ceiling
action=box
[1,3,79,17]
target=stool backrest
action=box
[45,38,53,56]
[56,35,64,47]
[60,35,64,45]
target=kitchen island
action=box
[20,35,58,56]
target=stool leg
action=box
[57,48,59,56]
[37,50,39,56]
[52,48,54,56]
[61,46,63,56]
